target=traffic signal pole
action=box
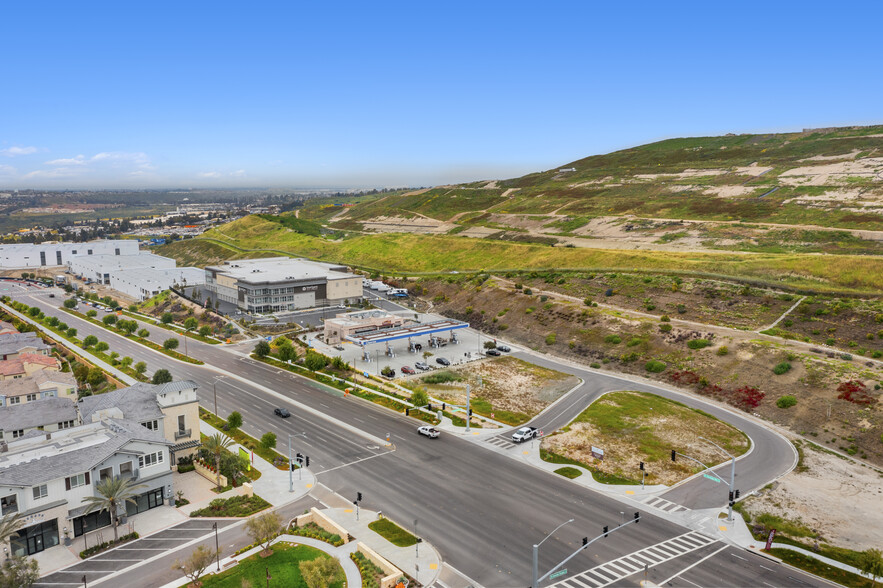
[671,436,736,522]
[534,514,641,587]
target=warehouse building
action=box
[0,240,138,269]
[67,253,204,301]
[204,257,362,313]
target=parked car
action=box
[512,426,538,443]
[485,349,501,356]
[334,345,345,351]
[274,408,291,418]
[436,357,451,366]
[417,425,440,439]
[401,366,416,375]
[48,293,55,298]
[415,362,430,371]
[496,345,511,352]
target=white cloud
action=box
[198,171,222,178]
[0,164,16,176]
[24,166,91,179]
[231,169,246,177]
[45,155,87,166]
[90,151,153,170]
[1,146,38,157]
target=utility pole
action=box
[288,432,306,492]
[212,376,224,417]
[212,522,220,571]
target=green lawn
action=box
[199,543,344,588]
[368,518,418,547]
[554,466,583,479]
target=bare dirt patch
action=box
[362,215,454,234]
[414,356,579,423]
[740,442,883,552]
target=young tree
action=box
[119,320,138,335]
[163,338,179,351]
[80,476,146,541]
[152,369,173,384]
[161,312,174,324]
[245,512,281,556]
[47,316,59,327]
[260,432,277,450]
[278,344,298,363]
[183,317,198,331]
[227,411,243,430]
[0,556,39,588]
[202,433,233,490]
[254,340,271,358]
[66,327,77,338]
[87,368,105,387]
[198,325,212,337]
[134,361,147,375]
[410,389,429,409]
[304,351,327,371]
[120,356,133,369]
[860,548,883,588]
[63,298,77,309]
[173,544,219,587]
[95,341,109,352]
[86,309,98,318]
[83,334,98,347]
[102,314,117,326]
[137,328,150,338]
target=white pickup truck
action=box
[512,426,538,443]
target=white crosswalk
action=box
[548,531,718,588]
[485,435,517,450]
[641,495,690,513]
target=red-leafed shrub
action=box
[836,380,876,405]
[731,386,765,410]
[669,370,701,385]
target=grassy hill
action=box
[332,125,883,235]
[159,215,883,294]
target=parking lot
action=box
[305,310,519,379]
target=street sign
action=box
[703,473,721,483]
[591,446,604,460]
[765,528,777,550]
[550,569,567,580]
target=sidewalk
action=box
[199,420,316,507]
[322,507,442,587]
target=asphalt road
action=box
[4,285,819,587]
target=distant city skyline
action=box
[2,2,881,190]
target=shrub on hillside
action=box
[776,395,797,409]
[645,360,666,373]
[772,362,792,375]
[604,334,622,344]
[687,339,710,349]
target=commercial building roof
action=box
[69,253,175,272]
[206,257,356,285]
[0,397,77,431]
[0,418,170,487]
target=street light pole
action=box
[414,518,419,580]
[212,522,220,571]
[212,375,224,417]
[289,434,293,493]
[532,518,574,588]
[465,384,471,433]
[699,436,736,522]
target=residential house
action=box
[0,397,79,441]
[0,321,16,336]
[78,380,201,464]
[0,418,173,556]
[0,371,78,406]
[0,352,61,381]
[0,332,51,360]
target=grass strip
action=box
[368,517,418,547]
[199,408,290,471]
[189,494,271,518]
[768,548,873,588]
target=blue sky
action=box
[1,1,881,189]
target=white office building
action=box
[0,240,139,269]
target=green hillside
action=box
[333,125,883,232]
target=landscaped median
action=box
[540,391,750,485]
[60,306,204,364]
[200,408,291,471]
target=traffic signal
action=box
[582,537,588,547]
[634,512,640,524]
[290,461,296,471]
[728,491,734,502]
[305,456,310,467]
[442,402,446,410]
[406,408,410,416]
[671,450,676,462]
[357,492,363,502]
[639,461,644,471]
[428,404,433,411]
[603,526,609,538]
[468,408,473,416]
[735,489,740,499]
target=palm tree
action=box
[203,433,233,490]
[81,476,146,542]
[0,512,23,549]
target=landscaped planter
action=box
[194,459,227,487]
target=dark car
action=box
[436,357,451,366]
[274,408,291,418]
[485,349,501,356]
[401,366,416,375]
[496,345,511,352]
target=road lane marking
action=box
[657,545,729,586]
[314,449,394,474]
[759,565,774,571]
